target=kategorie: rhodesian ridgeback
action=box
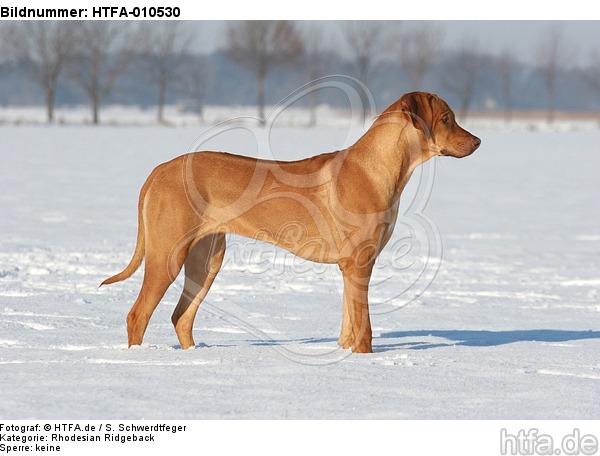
[101,91,481,353]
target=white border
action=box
[6,0,600,20]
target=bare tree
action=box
[342,21,390,89]
[498,48,517,122]
[224,21,303,123]
[180,55,211,122]
[537,24,570,123]
[68,21,131,125]
[7,22,74,123]
[138,22,193,123]
[0,22,15,73]
[582,50,600,95]
[398,22,444,90]
[444,37,482,119]
[303,24,330,126]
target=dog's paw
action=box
[351,341,373,354]
[338,334,354,350]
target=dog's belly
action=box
[226,196,342,264]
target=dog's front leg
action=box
[337,258,374,353]
[338,285,354,349]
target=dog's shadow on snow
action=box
[375,329,600,351]
[243,329,600,353]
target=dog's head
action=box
[399,91,481,158]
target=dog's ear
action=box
[400,92,433,138]
[399,92,418,128]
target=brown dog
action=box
[101,92,480,353]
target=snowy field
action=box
[0,108,599,420]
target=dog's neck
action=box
[350,108,435,196]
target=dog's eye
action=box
[442,116,451,126]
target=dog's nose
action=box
[471,136,481,150]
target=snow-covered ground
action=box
[0,107,599,419]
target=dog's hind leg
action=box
[126,248,185,347]
[171,233,226,349]
[126,217,194,347]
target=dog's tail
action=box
[100,170,155,287]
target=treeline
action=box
[1,21,600,124]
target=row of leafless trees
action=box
[2,21,600,124]
[1,21,194,124]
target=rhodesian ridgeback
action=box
[102,91,480,353]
